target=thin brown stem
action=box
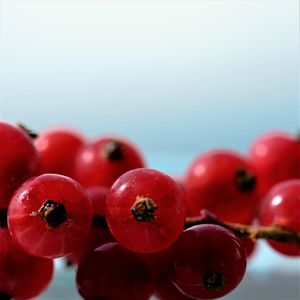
[185,215,300,247]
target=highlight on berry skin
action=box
[259,179,300,256]
[7,174,93,258]
[169,224,247,299]
[74,136,145,188]
[34,126,85,178]
[184,150,261,224]
[249,131,300,195]
[0,209,54,299]
[106,168,186,253]
[1,120,299,300]
[0,121,40,207]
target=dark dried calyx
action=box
[17,123,38,139]
[204,271,224,291]
[38,200,67,228]
[131,196,157,223]
[103,140,124,161]
[236,167,256,192]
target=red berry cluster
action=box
[0,120,299,300]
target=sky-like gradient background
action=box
[1,1,299,167]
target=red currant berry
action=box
[149,248,193,300]
[171,174,186,194]
[259,179,300,256]
[34,127,85,178]
[66,186,114,264]
[185,150,260,223]
[74,136,145,188]
[241,237,256,258]
[154,274,194,300]
[169,224,247,299]
[87,186,109,216]
[106,168,186,253]
[76,242,153,300]
[0,121,40,207]
[230,217,256,259]
[0,210,53,299]
[249,131,300,195]
[8,174,93,258]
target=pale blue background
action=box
[0,0,299,169]
[0,1,299,299]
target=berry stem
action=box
[185,210,300,246]
[38,199,67,228]
[103,140,123,161]
[131,196,157,223]
[17,123,38,139]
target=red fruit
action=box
[0,121,40,207]
[154,274,194,300]
[185,150,260,223]
[192,209,256,259]
[8,174,93,258]
[259,180,300,256]
[106,168,186,253]
[169,224,247,299]
[171,174,186,194]
[76,242,153,300]
[0,219,53,299]
[66,186,114,264]
[34,127,85,178]
[74,136,145,188]
[249,132,300,195]
[86,186,109,217]
[149,249,193,300]
[241,238,256,258]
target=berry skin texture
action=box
[185,150,260,223]
[149,248,193,300]
[34,127,85,178]
[74,136,145,188]
[259,179,300,256]
[249,132,300,195]
[0,121,40,207]
[76,242,153,300]
[169,224,247,300]
[66,186,114,264]
[106,168,186,253]
[0,228,53,299]
[154,273,193,300]
[240,237,256,259]
[8,174,93,258]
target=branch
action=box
[185,210,300,247]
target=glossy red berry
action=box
[259,179,300,256]
[169,224,247,299]
[185,150,260,223]
[34,127,85,178]
[249,132,300,195]
[0,215,53,299]
[0,121,40,207]
[106,168,186,253]
[241,238,256,258]
[76,242,153,300]
[8,174,93,258]
[75,136,145,188]
[149,248,193,300]
[66,186,114,264]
